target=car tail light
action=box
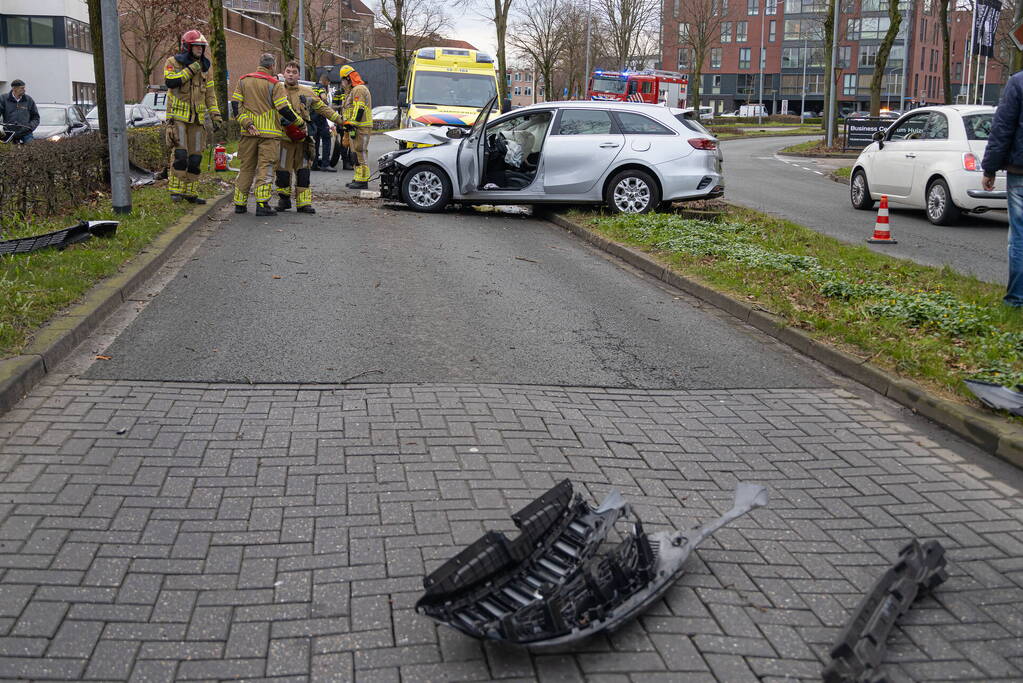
[688,138,718,150]
[963,152,979,171]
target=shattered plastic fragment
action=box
[0,220,118,256]
[823,539,947,683]
[416,480,768,647]
[964,379,1023,416]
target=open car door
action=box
[456,95,498,195]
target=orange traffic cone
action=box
[867,194,897,244]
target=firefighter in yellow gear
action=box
[338,64,373,189]
[230,53,303,216]
[163,29,221,204]
[330,85,354,170]
[274,61,345,214]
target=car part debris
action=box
[128,161,156,187]
[823,539,947,683]
[964,379,1023,417]
[416,479,768,647]
[0,220,118,256]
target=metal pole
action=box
[298,0,305,78]
[584,0,592,99]
[900,0,909,110]
[800,34,807,117]
[100,0,130,214]
[758,0,765,123]
[963,0,977,103]
[974,51,983,104]
[826,0,840,147]
[981,55,988,104]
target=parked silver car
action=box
[378,98,723,213]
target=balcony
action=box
[225,0,277,14]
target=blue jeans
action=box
[1007,173,1023,306]
[15,131,33,144]
[314,126,331,168]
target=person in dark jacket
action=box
[1,80,40,143]
[983,71,1023,307]
[310,76,334,172]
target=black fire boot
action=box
[276,194,292,212]
[346,181,368,190]
[297,205,316,214]
[185,196,207,205]
[256,202,277,217]
[234,205,247,214]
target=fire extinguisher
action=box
[214,144,227,172]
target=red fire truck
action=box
[587,70,689,108]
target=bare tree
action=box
[940,0,952,102]
[476,0,516,101]
[551,0,603,98]
[509,0,567,101]
[377,0,452,101]
[597,0,658,69]
[304,0,340,79]
[119,0,210,95]
[677,0,735,109]
[209,0,229,117]
[869,0,903,114]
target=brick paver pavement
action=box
[1,377,1023,681]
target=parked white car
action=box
[849,105,1006,225]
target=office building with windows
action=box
[662,0,1005,115]
[0,0,95,106]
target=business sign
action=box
[845,117,892,150]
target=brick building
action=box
[661,0,1006,116]
[507,68,541,107]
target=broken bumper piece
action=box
[823,539,947,683]
[964,379,1023,417]
[416,480,768,647]
[0,220,118,256]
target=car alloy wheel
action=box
[927,183,946,222]
[851,174,866,205]
[408,170,444,208]
[613,177,651,213]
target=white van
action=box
[679,106,714,121]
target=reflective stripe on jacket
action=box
[342,84,373,129]
[164,56,219,123]
[232,68,299,138]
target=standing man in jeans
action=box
[983,71,1023,308]
[310,76,334,172]
[1,79,39,143]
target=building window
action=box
[515,73,521,81]
[678,47,693,70]
[954,61,962,80]
[843,73,856,96]
[514,86,521,95]
[526,73,532,82]
[859,44,878,67]
[4,16,62,46]
[766,0,777,12]
[737,21,748,42]
[783,20,820,40]
[769,20,776,41]
[838,45,850,68]
[846,16,891,40]
[760,47,766,69]
[72,82,96,107]
[524,87,532,95]
[674,0,681,15]
[739,47,751,69]
[679,23,690,41]
[784,0,825,11]
[748,0,759,14]
[711,47,722,68]
[721,22,733,42]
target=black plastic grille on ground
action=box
[0,221,118,256]
[823,539,948,683]
[964,379,1023,417]
[416,480,768,648]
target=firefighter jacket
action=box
[342,84,373,130]
[163,55,220,124]
[284,83,342,135]
[231,68,301,139]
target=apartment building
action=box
[0,0,95,106]
[507,68,541,107]
[661,0,1005,115]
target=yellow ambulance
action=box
[400,47,500,131]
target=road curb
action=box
[545,212,1023,470]
[0,192,231,416]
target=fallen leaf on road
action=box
[272,275,282,279]
[515,257,540,264]
[95,355,112,360]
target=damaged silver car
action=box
[379,97,724,215]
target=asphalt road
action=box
[85,134,829,389]
[721,135,1009,284]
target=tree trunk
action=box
[209,0,229,117]
[87,0,107,143]
[869,0,902,115]
[279,0,295,62]
[940,0,952,103]
[496,7,509,103]
[691,56,703,109]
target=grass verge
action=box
[572,205,1022,410]
[833,166,853,180]
[1,147,237,359]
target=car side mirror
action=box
[872,130,885,148]
[446,127,466,139]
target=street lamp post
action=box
[758,0,765,123]
[584,0,592,100]
[100,0,130,214]
[298,0,305,78]
[800,33,808,117]
[826,0,840,147]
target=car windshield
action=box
[412,72,497,108]
[591,77,627,94]
[37,107,67,126]
[963,113,994,140]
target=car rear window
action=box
[556,110,614,135]
[963,113,993,140]
[673,115,711,134]
[615,112,674,135]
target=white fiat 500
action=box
[849,105,1007,225]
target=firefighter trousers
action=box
[275,138,315,207]
[166,120,207,198]
[234,136,281,206]
[351,128,371,183]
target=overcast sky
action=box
[449,15,498,57]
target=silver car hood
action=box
[385,127,456,146]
